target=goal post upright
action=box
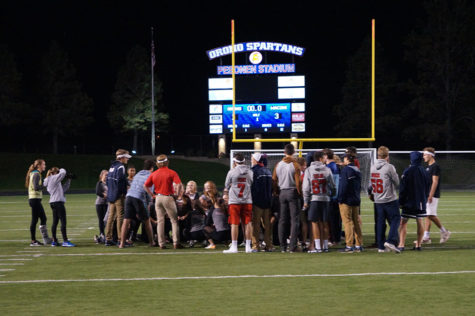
[230,19,376,146]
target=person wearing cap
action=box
[223,153,254,253]
[422,147,451,244]
[272,143,301,252]
[398,151,431,251]
[144,154,183,249]
[337,153,363,253]
[105,149,131,246]
[250,152,273,252]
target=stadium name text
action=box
[217,64,296,75]
[207,42,305,60]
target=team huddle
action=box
[25,145,450,252]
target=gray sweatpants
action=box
[278,189,300,251]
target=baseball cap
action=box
[252,153,262,162]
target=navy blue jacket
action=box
[251,164,273,209]
[106,160,127,202]
[337,163,361,206]
[399,151,431,210]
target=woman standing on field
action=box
[94,170,108,243]
[25,159,51,246]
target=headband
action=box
[117,154,131,159]
[423,151,435,157]
[157,158,168,163]
[233,157,245,163]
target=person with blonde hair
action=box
[94,170,108,243]
[203,180,219,205]
[185,180,199,208]
[144,154,183,249]
[105,149,131,246]
[25,159,51,246]
[44,167,74,247]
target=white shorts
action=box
[426,197,439,216]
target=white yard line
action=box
[1,270,475,284]
[0,263,24,266]
[0,259,32,261]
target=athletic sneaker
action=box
[340,247,354,253]
[397,247,405,252]
[62,241,75,247]
[354,246,363,253]
[323,248,329,253]
[440,231,451,244]
[378,249,389,253]
[104,240,116,246]
[51,241,58,247]
[307,249,317,253]
[411,246,422,251]
[223,247,238,254]
[384,242,401,253]
[30,240,43,247]
[205,244,216,249]
[421,238,432,244]
[316,249,323,253]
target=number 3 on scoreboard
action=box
[371,178,383,193]
[237,183,246,198]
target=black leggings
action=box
[29,198,47,241]
[96,204,107,235]
[50,202,68,242]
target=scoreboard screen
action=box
[209,103,305,134]
[208,75,306,134]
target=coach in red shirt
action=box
[144,154,183,249]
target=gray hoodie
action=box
[225,164,253,205]
[43,168,71,203]
[302,161,335,204]
[369,159,399,203]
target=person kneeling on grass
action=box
[119,160,157,248]
[43,167,74,247]
[204,198,231,249]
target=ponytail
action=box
[25,159,45,188]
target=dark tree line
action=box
[0,41,167,154]
[334,0,475,149]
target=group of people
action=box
[25,144,450,253]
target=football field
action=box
[1,192,475,315]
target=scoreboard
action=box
[209,102,305,134]
[208,75,306,134]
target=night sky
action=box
[0,1,425,153]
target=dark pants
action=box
[29,198,47,240]
[96,204,107,235]
[50,201,68,242]
[374,204,386,245]
[328,201,341,243]
[278,189,300,251]
[375,200,401,249]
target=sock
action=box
[315,239,321,250]
[323,240,328,249]
[423,231,430,239]
[440,227,447,233]
[231,240,238,249]
[245,239,251,249]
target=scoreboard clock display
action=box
[209,103,305,134]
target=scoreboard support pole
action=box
[229,19,376,147]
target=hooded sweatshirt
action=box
[302,161,335,204]
[106,160,127,202]
[43,168,71,203]
[399,151,431,211]
[368,159,399,203]
[337,163,361,206]
[225,164,253,205]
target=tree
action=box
[36,41,93,154]
[0,44,31,127]
[334,36,404,145]
[404,0,475,149]
[109,45,168,152]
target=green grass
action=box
[1,192,475,315]
[0,152,228,191]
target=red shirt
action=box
[144,167,181,195]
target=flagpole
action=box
[151,27,156,156]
